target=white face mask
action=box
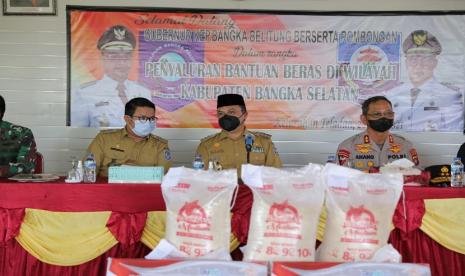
[132,120,155,137]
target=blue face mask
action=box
[132,120,155,137]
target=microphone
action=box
[245,133,254,154]
[245,133,254,152]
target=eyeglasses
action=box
[131,116,158,123]
[366,111,395,119]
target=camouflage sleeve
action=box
[265,140,282,168]
[157,143,173,174]
[0,127,37,176]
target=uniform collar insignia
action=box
[388,134,394,144]
[363,135,370,144]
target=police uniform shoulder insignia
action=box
[80,80,98,89]
[253,131,272,139]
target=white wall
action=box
[1,0,464,174]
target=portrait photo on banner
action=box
[66,7,465,132]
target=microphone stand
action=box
[246,144,252,163]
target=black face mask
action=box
[219,114,241,131]
[368,117,394,132]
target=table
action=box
[231,185,465,276]
[1,179,465,276]
[0,178,167,275]
[390,186,465,276]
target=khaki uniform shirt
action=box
[336,130,420,172]
[87,128,172,177]
[196,129,282,177]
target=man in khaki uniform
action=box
[337,96,420,172]
[86,97,172,177]
[195,94,282,177]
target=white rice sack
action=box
[161,167,237,259]
[317,163,403,262]
[242,164,325,262]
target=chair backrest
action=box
[34,152,44,174]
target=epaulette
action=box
[391,133,407,142]
[201,133,219,142]
[80,80,98,89]
[137,81,151,91]
[252,131,272,139]
[441,82,461,93]
[150,134,168,144]
[100,129,120,134]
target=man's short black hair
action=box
[0,94,5,121]
[125,97,155,116]
[362,96,392,115]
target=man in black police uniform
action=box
[337,96,421,172]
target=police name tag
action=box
[108,166,163,184]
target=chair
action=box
[34,152,44,174]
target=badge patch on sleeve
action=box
[164,149,172,161]
[337,149,350,166]
[410,148,419,166]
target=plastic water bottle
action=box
[327,154,336,164]
[83,153,97,183]
[76,160,84,182]
[192,154,204,170]
[450,157,464,188]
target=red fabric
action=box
[404,186,465,200]
[0,208,24,244]
[392,197,425,234]
[0,179,165,212]
[106,212,148,245]
[0,238,151,276]
[231,184,253,244]
[390,228,465,276]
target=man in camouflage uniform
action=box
[196,94,282,178]
[86,97,172,177]
[337,96,420,172]
[386,30,463,131]
[71,25,152,127]
[0,95,37,177]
